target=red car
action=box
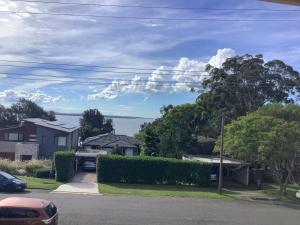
[0,197,58,225]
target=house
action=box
[82,133,140,156]
[0,118,79,160]
[183,154,250,186]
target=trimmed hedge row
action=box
[34,168,54,179]
[54,151,75,182]
[97,155,211,186]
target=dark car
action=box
[0,197,58,225]
[0,171,27,192]
[81,158,96,171]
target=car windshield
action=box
[44,202,57,218]
[0,171,16,179]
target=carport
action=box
[75,150,107,171]
[183,155,250,185]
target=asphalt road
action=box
[0,190,299,225]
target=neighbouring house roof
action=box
[183,154,249,166]
[83,133,140,148]
[23,118,79,133]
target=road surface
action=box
[0,190,299,225]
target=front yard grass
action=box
[19,176,63,190]
[261,183,299,201]
[98,183,236,200]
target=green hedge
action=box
[97,155,211,186]
[54,151,75,182]
[34,168,54,179]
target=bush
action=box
[54,151,75,182]
[34,168,54,179]
[0,158,52,176]
[97,155,211,186]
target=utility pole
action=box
[218,112,225,194]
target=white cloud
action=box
[0,89,64,103]
[88,48,236,100]
[208,48,236,68]
[145,66,170,92]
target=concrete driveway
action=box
[53,172,99,194]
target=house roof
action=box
[83,133,140,148]
[183,155,249,166]
[23,118,79,133]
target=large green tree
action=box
[215,104,300,195]
[0,104,18,128]
[0,99,55,128]
[138,104,208,158]
[11,98,56,121]
[80,109,113,140]
[197,54,300,137]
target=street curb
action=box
[51,191,102,196]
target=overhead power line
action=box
[1,71,204,84]
[1,72,298,88]
[0,64,207,76]
[0,10,299,22]
[0,59,208,74]
[10,0,300,12]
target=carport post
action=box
[218,113,225,194]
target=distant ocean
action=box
[56,114,155,137]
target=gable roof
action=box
[23,118,79,133]
[83,133,140,148]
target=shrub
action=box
[34,168,54,178]
[54,151,75,182]
[24,160,52,176]
[97,155,211,186]
[0,158,52,176]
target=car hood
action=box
[12,178,26,185]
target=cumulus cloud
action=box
[145,66,170,92]
[0,89,64,103]
[208,48,236,68]
[88,48,236,100]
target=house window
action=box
[56,136,67,147]
[5,133,23,141]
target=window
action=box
[4,133,23,141]
[0,208,39,219]
[55,136,67,147]
[44,202,57,218]
[21,155,32,161]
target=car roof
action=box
[0,197,50,209]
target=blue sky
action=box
[0,0,299,118]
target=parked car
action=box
[0,197,58,225]
[0,171,27,192]
[82,159,96,171]
[296,190,300,199]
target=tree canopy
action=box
[197,54,300,137]
[0,98,56,128]
[137,103,209,158]
[215,104,300,195]
[80,109,114,140]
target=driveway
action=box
[53,172,98,194]
[72,172,97,183]
[0,190,299,225]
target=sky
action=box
[0,0,299,118]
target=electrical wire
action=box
[10,0,300,12]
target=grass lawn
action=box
[261,183,300,201]
[18,176,63,190]
[98,183,236,200]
